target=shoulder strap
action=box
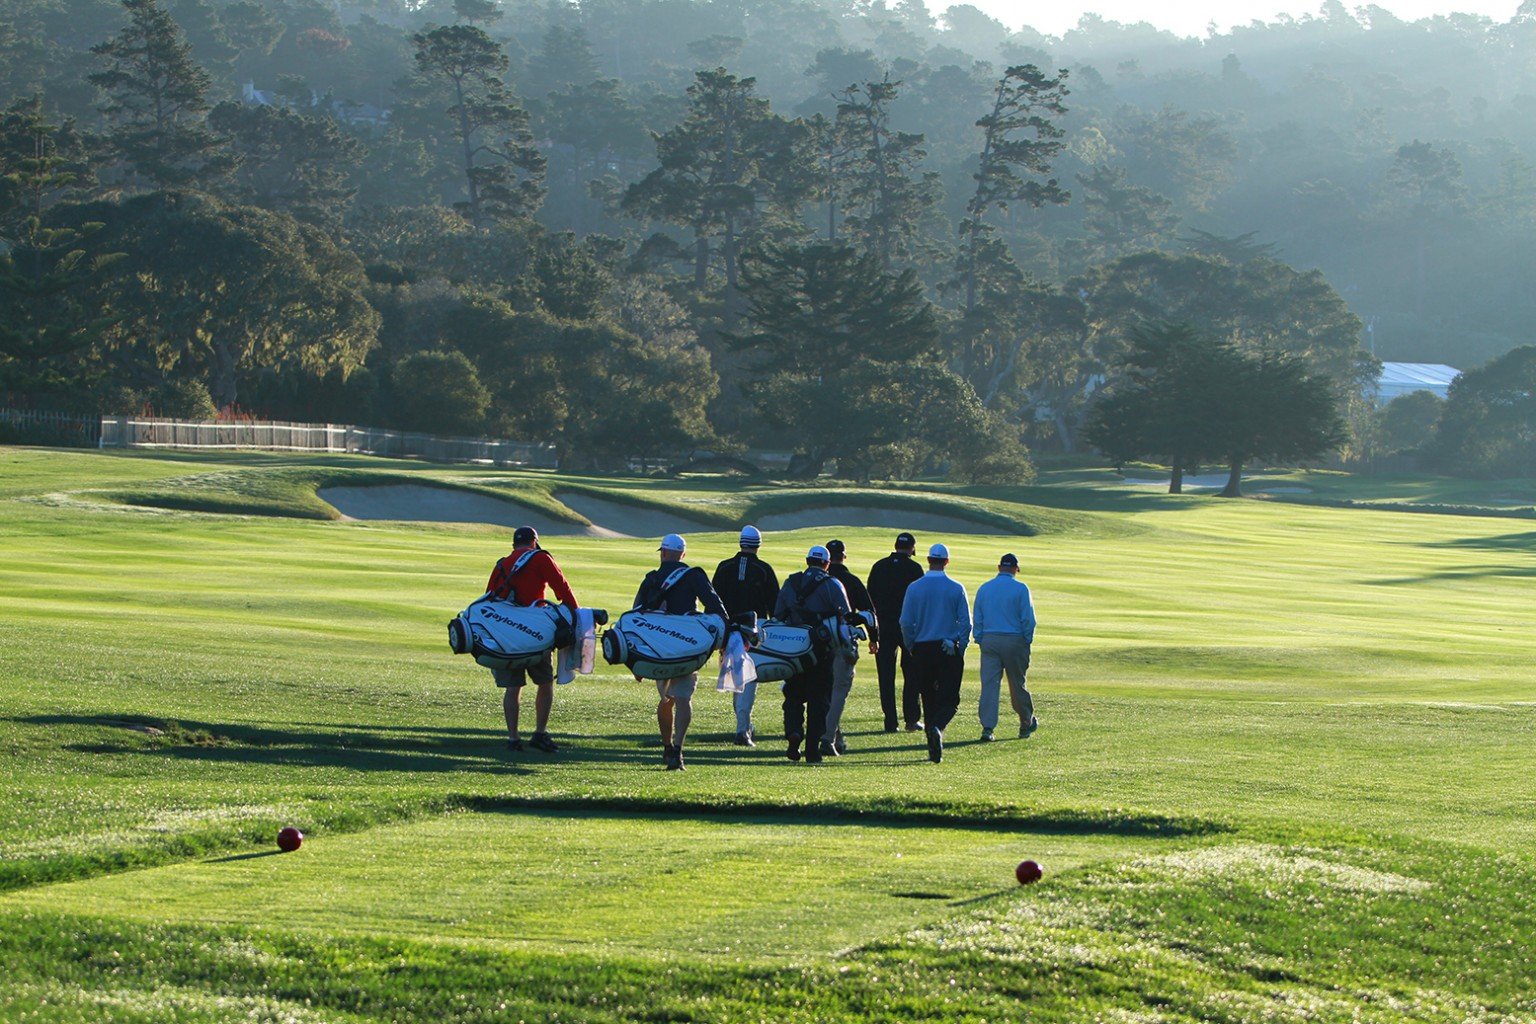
[789,571,829,614]
[510,548,541,576]
[658,565,691,595]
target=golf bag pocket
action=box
[601,611,726,680]
[449,597,574,672]
[746,621,820,683]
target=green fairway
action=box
[1,447,1533,1022]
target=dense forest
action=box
[3,0,1535,476]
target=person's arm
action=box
[632,577,649,610]
[759,564,780,615]
[954,584,973,647]
[829,578,852,618]
[541,552,578,607]
[898,585,917,642]
[972,584,986,643]
[1020,583,1036,643]
[695,568,728,619]
[773,580,793,621]
[486,561,505,598]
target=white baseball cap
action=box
[928,542,950,559]
[806,544,830,562]
[740,525,762,547]
[658,533,687,553]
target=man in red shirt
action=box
[485,525,578,753]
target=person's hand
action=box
[869,640,879,654]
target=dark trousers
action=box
[875,629,920,729]
[783,656,835,746]
[908,641,963,734]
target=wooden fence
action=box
[0,408,102,447]
[96,416,558,468]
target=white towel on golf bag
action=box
[715,630,758,693]
[557,608,599,684]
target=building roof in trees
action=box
[1374,362,1461,404]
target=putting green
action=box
[2,811,1170,958]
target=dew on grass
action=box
[1134,844,1431,894]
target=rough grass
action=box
[1,447,1534,1022]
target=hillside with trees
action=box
[4,0,1534,475]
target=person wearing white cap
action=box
[711,525,780,747]
[973,552,1037,741]
[631,533,729,771]
[772,544,852,764]
[897,542,972,763]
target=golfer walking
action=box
[633,533,728,771]
[485,525,578,753]
[775,544,852,764]
[898,543,971,763]
[972,553,1038,741]
[711,525,779,747]
[867,532,923,732]
[821,538,877,756]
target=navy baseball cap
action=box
[895,532,916,549]
[513,525,538,546]
[827,539,846,556]
[999,553,1019,568]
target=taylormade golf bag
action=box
[448,597,576,672]
[601,610,727,680]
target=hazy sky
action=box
[955,0,1522,38]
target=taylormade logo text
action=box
[632,618,707,644]
[479,607,545,639]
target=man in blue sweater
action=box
[972,552,1038,741]
[898,543,972,763]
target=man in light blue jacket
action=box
[898,543,971,763]
[972,552,1037,741]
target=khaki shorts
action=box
[654,673,697,700]
[493,651,555,688]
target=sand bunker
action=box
[553,491,715,539]
[1122,474,1233,490]
[319,485,610,535]
[755,505,1010,536]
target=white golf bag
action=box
[749,610,875,681]
[601,610,727,680]
[746,621,821,682]
[448,597,576,672]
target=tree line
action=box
[3,0,1531,477]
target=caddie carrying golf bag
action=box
[601,610,726,680]
[447,596,577,672]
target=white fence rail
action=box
[97,416,558,468]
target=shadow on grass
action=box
[1429,530,1536,551]
[1368,565,1536,584]
[16,717,1224,839]
[462,794,1223,839]
[19,714,533,777]
[208,850,286,863]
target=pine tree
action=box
[956,64,1070,312]
[90,0,230,189]
[834,76,942,267]
[622,69,810,306]
[411,24,545,228]
[0,98,121,371]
